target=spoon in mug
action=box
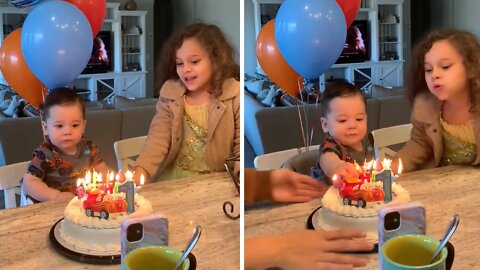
[174,225,202,270]
[431,214,459,263]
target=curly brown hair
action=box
[408,29,480,112]
[158,22,239,97]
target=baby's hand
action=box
[333,162,359,180]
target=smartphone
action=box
[120,213,169,264]
[378,201,426,268]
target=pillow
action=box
[370,85,405,98]
[244,79,268,96]
[113,96,158,109]
[260,85,280,107]
[256,88,269,101]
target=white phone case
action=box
[120,213,168,265]
[378,201,426,269]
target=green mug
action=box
[381,234,453,270]
[124,246,190,270]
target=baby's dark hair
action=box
[40,88,86,120]
[158,22,240,96]
[320,81,366,116]
[408,29,480,111]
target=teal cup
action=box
[124,246,190,270]
[381,234,450,270]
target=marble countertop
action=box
[245,165,480,269]
[0,172,240,269]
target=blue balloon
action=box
[275,0,347,79]
[21,0,93,89]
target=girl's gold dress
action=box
[159,99,210,180]
[440,117,476,166]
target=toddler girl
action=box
[396,29,480,172]
[134,23,240,182]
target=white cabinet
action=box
[373,62,403,88]
[0,2,148,102]
[119,10,147,73]
[116,72,146,98]
[320,63,374,93]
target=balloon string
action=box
[309,87,321,147]
[296,78,307,149]
[41,85,48,102]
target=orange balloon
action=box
[256,20,303,96]
[0,28,46,106]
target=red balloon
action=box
[64,0,106,37]
[336,0,361,27]
[256,20,303,96]
[0,28,46,106]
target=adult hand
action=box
[269,169,327,203]
[245,229,373,270]
[333,162,359,180]
[276,229,372,270]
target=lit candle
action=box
[113,182,119,196]
[116,171,126,183]
[76,179,85,199]
[85,171,92,190]
[393,158,403,181]
[103,171,114,194]
[97,173,104,191]
[134,174,145,192]
[92,171,98,189]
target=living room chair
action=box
[114,135,147,172]
[254,145,320,171]
[370,123,413,159]
[0,161,30,209]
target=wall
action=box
[172,0,240,61]
[244,0,256,75]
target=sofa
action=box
[0,96,158,170]
[245,83,412,156]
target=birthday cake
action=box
[58,171,153,254]
[316,159,410,240]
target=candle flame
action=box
[382,158,392,170]
[77,178,83,187]
[354,162,362,172]
[332,174,338,181]
[126,170,133,180]
[109,171,114,182]
[140,174,145,186]
[85,171,92,184]
[366,159,374,170]
[397,159,403,175]
[97,173,103,183]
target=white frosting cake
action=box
[59,194,153,254]
[317,181,410,241]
